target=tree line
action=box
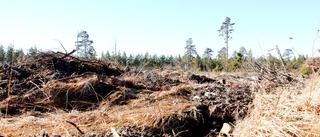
[0,42,308,73]
[0,45,37,63]
[0,17,309,73]
[100,43,307,73]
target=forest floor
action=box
[0,51,319,137]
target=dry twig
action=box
[66,121,84,135]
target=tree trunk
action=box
[225,25,229,72]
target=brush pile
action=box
[0,51,126,113]
[249,61,304,93]
[307,57,320,74]
[1,51,296,136]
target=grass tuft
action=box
[233,76,320,137]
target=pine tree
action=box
[239,46,248,60]
[5,46,14,62]
[217,47,227,60]
[121,51,128,66]
[27,45,38,57]
[218,17,235,71]
[75,30,96,59]
[0,45,5,61]
[203,48,213,59]
[14,48,24,62]
[105,51,111,60]
[184,38,197,70]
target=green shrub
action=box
[213,65,223,72]
[300,66,312,75]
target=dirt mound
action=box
[189,74,216,83]
[118,69,186,92]
[191,80,253,135]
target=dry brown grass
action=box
[233,76,320,137]
[153,84,191,100]
[0,84,196,136]
[4,63,320,136]
[119,75,142,84]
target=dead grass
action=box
[153,84,191,100]
[119,74,143,84]
[4,56,319,136]
[0,84,197,136]
[233,76,320,137]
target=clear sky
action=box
[1,0,320,58]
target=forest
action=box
[0,42,310,74]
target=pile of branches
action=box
[306,57,320,74]
[0,51,126,114]
[250,62,303,88]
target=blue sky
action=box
[1,0,320,57]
